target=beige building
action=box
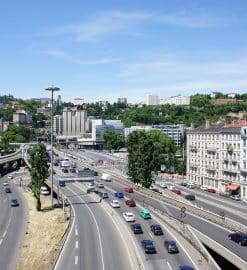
[187,120,247,200]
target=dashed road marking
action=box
[75,228,78,236]
[3,231,7,238]
[167,261,173,270]
[0,239,3,246]
[75,256,78,265]
[75,241,78,249]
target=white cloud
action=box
[39,49,120,65]
[59,10,152,41]
[56,9,233,42]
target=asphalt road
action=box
[73,149,247,262]
[53,153,199,270]
[54,178,135,270]
[0,172,27,270]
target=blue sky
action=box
[1,0,247,103]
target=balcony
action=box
[189,145,197,152]
[240,167,247,173]
[206,147,217,153]
[190,163,197,168]
[223,168,238,174]
[206,166,216,171]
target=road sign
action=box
[180,206,186,218]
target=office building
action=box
[125,124,185,147]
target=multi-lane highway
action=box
[69,149,247,263]
[54,159,197,270]
[0,172,27,270]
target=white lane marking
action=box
[75,228,78,236]
[3,231,7,238]
[0,239,3,246]
[67,186,105,270]
[167,261,173,270]
[75,241,78,249]
[75,256,78,265]
[53,200,76,270]
[148,231,154,239]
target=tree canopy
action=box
[103,131,125,150]
[28,143,50,210]
[126,130,176,188]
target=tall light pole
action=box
[45,86,60,208]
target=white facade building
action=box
[146,95,159,106]
[160,95,190,105]
[187,121,247,200]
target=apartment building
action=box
[13,110,32,125]
[160,95,190,106]
[187,120,247,199]
[146,94,159,106]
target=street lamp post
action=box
[45,86,60,208]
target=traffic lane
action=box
[104,179,247,261]
[177,185,247,213]
[0,183,27,270]
[55,183,103,270]
[175,187,247,225]
[183,197,247,226]
[164,205,247,258]
[69,182,135,270]
[102,184,195,269]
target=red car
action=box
[172,188,181,195]
[126,199,136,207]
[125,186,134,193]
[207,188,216,193]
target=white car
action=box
[168,185,175,191]
[40,186,50,195]
[123,212,135,222]
[3,181,9,186]
[200,186,208,191]
[96,182,104,188]
[7,175,13,179]
[242,198,247,204]
[230,195,241,201]
[87,183,95,188]
[110,200,120,208]
[160,183,168,188]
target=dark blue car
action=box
[115,191,124,198]
[11,199,19,207]
[228,232,247,246]
[179,266,195,270]
[141,240,156,254]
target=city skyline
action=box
[1,1,247,103]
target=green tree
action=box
[126,130,176,188]
[28,143,50,211]
[103,131,125,150]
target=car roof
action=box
[142,240,153,244]
[132,223,141,227]
[166,240,176,244]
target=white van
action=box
[101,173,112,182]
[40,186,50,195]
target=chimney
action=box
[206,119,210,128]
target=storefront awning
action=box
[227,183,240,191]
